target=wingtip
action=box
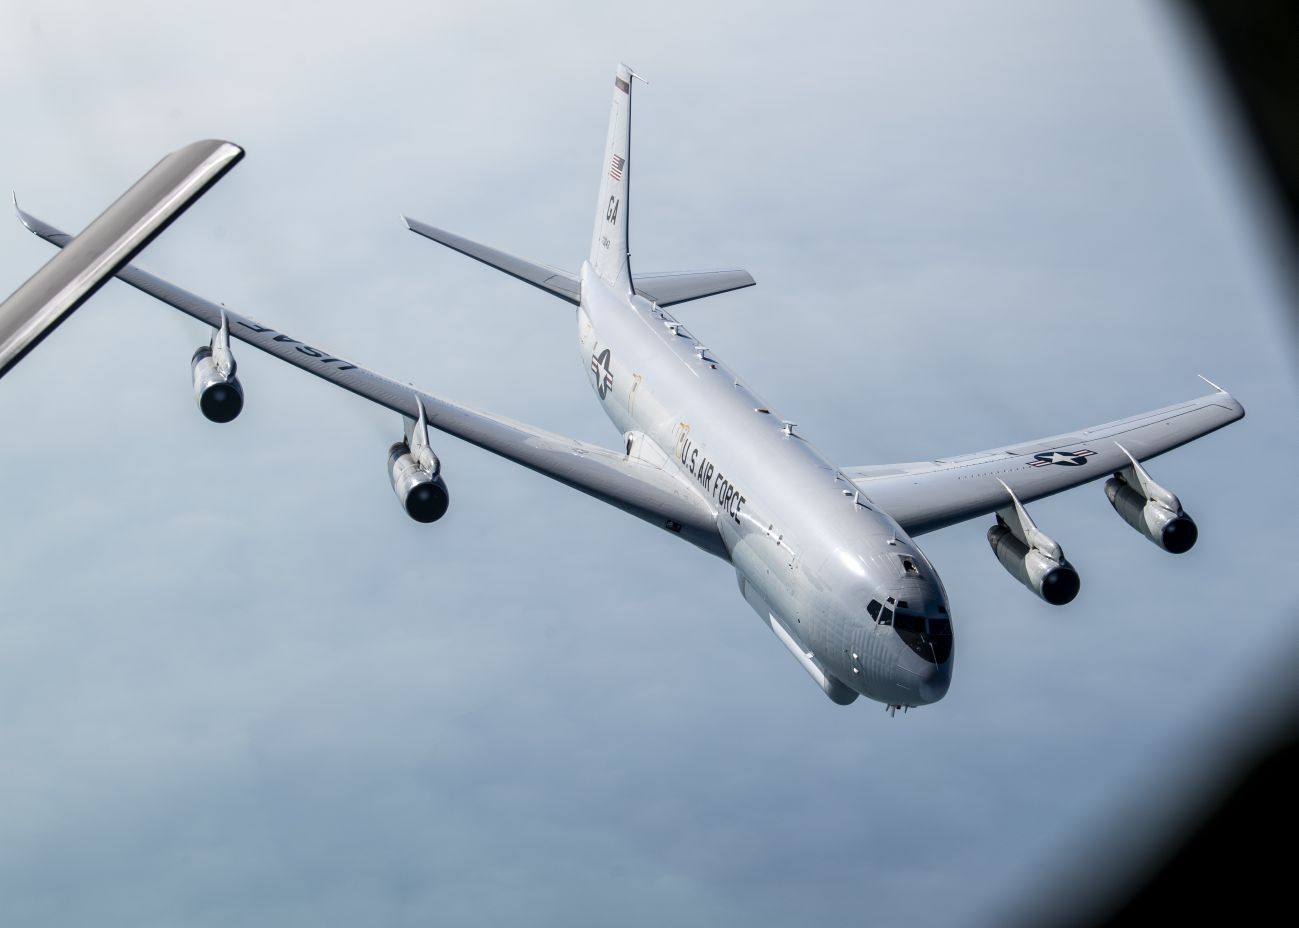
[1193,375,1244,421]
[12,192,34,232]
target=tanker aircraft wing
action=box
[0,140,242,378]
[15,206,724,557]
[844,388,1244,537]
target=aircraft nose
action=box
[917,662,952,704]
[895,650,953,706]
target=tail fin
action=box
[590,64,635,292]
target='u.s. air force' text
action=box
[678,436,746,525]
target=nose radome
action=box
[917,662,952,704]
[896,649,953,706]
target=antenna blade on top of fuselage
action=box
[1,139,243,379]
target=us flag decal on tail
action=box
[609,153,625,181]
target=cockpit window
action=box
[867,600,881,620]
[879,607,893,626]
[893,610,953,664]
[894,612,924,634]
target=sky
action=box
[0,1,1295,926]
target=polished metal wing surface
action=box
[0,140,243,378]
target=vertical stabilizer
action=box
[589,64,635,292]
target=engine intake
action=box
[988,523,1080,605]
[1105,445,1197,553]
[388,441,449,522]
[387,397,448,523]
[191,313,242,423]
[986,481,1080,605]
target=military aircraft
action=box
[15,65,1243,711]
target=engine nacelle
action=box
[388,442,449,522]
[988,522,1081,605]
[190,313,243,423]
[986,481,1080,605]
[1104,445,1197,553]
[1105,478,1198,553]
[386,397,448,523]
[190,346,243,423]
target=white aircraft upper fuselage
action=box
[578,264,952,706]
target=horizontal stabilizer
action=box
[17,205,727,559]
[633,269,755,307]
[403,217,580,305]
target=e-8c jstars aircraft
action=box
[17,65,1243,711]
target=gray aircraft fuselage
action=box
[577,264,952,707]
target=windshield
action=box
[893,612,954,664]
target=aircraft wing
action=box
[0,140,242,378]
[17,207,725,557]
[844,391,1244,536]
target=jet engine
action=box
[986,482,1080,605]
[388,398,449,523]
[191,313,243,423]
[1105,445,1197,553]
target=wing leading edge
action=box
[0,140,243,378]
[846,392,1244,536]
[18,206,726,558]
